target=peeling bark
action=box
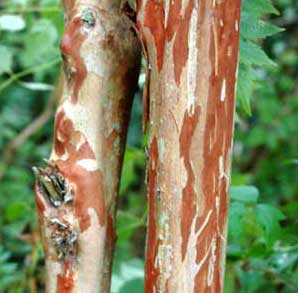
[33,0,140,291]
[137,0,241,291]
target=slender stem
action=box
[247,265,298,290]
[1,6,61,14]
[0,87,56,180]
[0,58,60,93]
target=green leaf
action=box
[116,210,143,241]
[231,173,251,185]
[256,204,285,246]
[242,0,279,15]
[237,259,266,292]
[224,266,236,293]
[5,202,28,221]
[111,259,144,292]
[0,46,13,74]
[0,246,20,289]
[236,63,255,115]
[229,202,245,241]
[241,13,284,40]
[21,19,59,67]
[120,278,144,293]
[270,251,298,272]
[230,185,259,203]
[236,0,282,117]
[120,148,145,194]
[0,14,26,31]
[31,18,58,44]
[283,158,298,165]
[240,39,276,67]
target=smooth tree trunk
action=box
[33,0,140,291]
[137,0,241,291]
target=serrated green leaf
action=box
[236,0,282,117]
[236,63,255,115]
[240,39,276,67]
[230,185,259,203]
[242,0,279,15]
[241,12,284,40]
[256,204,285,246]
[0,45,13,74]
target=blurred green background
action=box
[0,0,297,292]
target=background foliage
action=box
[0,0,297,292]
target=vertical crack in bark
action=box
[183,210,213,291]
[60,11,88,104]
[179,107,200,261]
[145,136,160,292]
[187,0,199,114]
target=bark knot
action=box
[49,217,78,261]
[33,161,73,208]
[81,7,96,31]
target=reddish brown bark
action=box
[33,0,140,291]
[137,0,241,291]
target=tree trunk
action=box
[136,0,241,291]
[33,1,140,292]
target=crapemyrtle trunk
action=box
[33,0,140,291]
[137,0,241,291]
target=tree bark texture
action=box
[137,0,241,292]
[33,0,140,292]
